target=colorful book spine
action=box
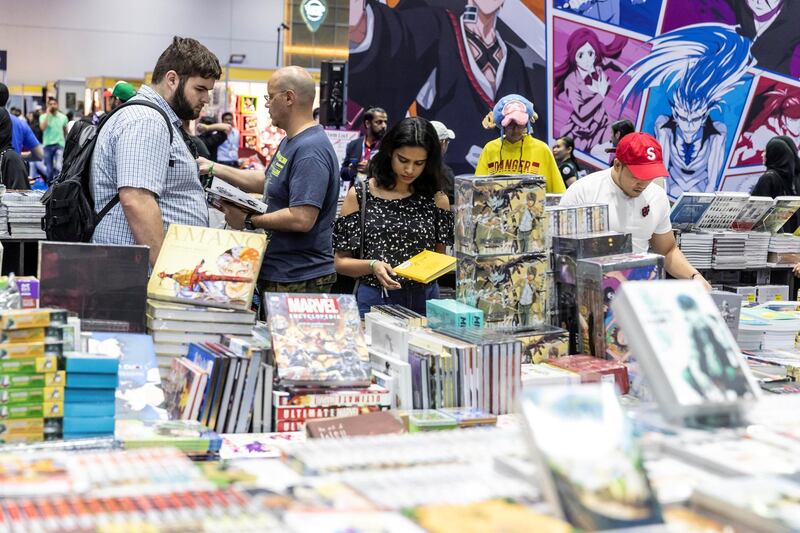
[273,387,392,408]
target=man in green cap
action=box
[110,81,137,110]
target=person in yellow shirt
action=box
[475,94,566,193]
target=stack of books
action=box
[426,299,484,330]
[744,232,770,268]
[711,232,748,269]
[147,300,255,374]
[677,232,714,269]
[266,293,385,432]
[145,224,267,376]
[767,233,800,264]
[63,352,118,439]
[0,309,68,444]
[2,191,45,238]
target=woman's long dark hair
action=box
[369,116,444,198]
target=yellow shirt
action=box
[475,136,566,193]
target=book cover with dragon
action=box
[455,174,546,256]
[147,225,267,311]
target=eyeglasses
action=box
[264,90,288,105]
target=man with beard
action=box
[341,107,388,184]
[90,37,221,265]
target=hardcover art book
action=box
[577,253,664,361]
[519,383,663,530]
[454,174,546,256]
[265,294,371,387]
[612,280,761,421]
[147,224,267,311]
[456,253,548,328]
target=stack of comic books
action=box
[2,191,45,238]
[711,232,748,269]
[677,232,713,269]
[63,351,119,439]
[768,233,800,264]
[744,231,771,268]
[0,309,69,444]
[145,224,266,375]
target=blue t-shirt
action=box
[261,125,339,282]
[11,115,40,154]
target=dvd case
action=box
[577,253,664,361]
[454,174,546,255]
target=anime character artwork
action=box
[620,24,755,199]
[731,78,800,168]
[661,0,800,78]
[555,0,663,35]
[348,0,547,174]
[552,19,649,163]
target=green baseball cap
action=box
[111,81,137,102]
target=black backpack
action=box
[41,100,174,242]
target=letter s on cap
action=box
[646,147,656,161]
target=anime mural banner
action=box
[619,24,755,199]
[347,0,548,175]
[550,16,651,166]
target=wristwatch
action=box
[244,213,256,231]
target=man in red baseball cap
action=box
[561,132,711,289]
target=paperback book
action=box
[695,192,749,230]
[731,196,775,231]
[205,176,268,214]
[518,383,663,530]
[754,196,800,234]
[148,224,267,311]
[612,280,761,421]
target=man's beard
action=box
[373,127,385,140]
[169,78,198,120]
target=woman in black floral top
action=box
[333,117,454,316]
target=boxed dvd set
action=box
[577,253,664,361]
[454,174,546,256]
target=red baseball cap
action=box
[615,132,669,181]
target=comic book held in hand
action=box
[265,294,371,387]
[612,280,761,422]
[148,224,267,311]
[518,383,663,530]
[205,176,268,214]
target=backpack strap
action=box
[95,99,176,221]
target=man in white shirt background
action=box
[560,132,711,290]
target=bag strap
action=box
[95,100,176,221]
[358,177,368,260]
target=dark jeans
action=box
[356,282,440,317]
[258,272,337,319]
[43,144,63,183]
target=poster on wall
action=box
[550,15,651,166]
[619,24,754,200]
[347,0,548,175]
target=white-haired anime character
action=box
[620,24,755,199]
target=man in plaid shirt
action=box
[91,36,221,265]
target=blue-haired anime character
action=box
[620,24,754,199]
